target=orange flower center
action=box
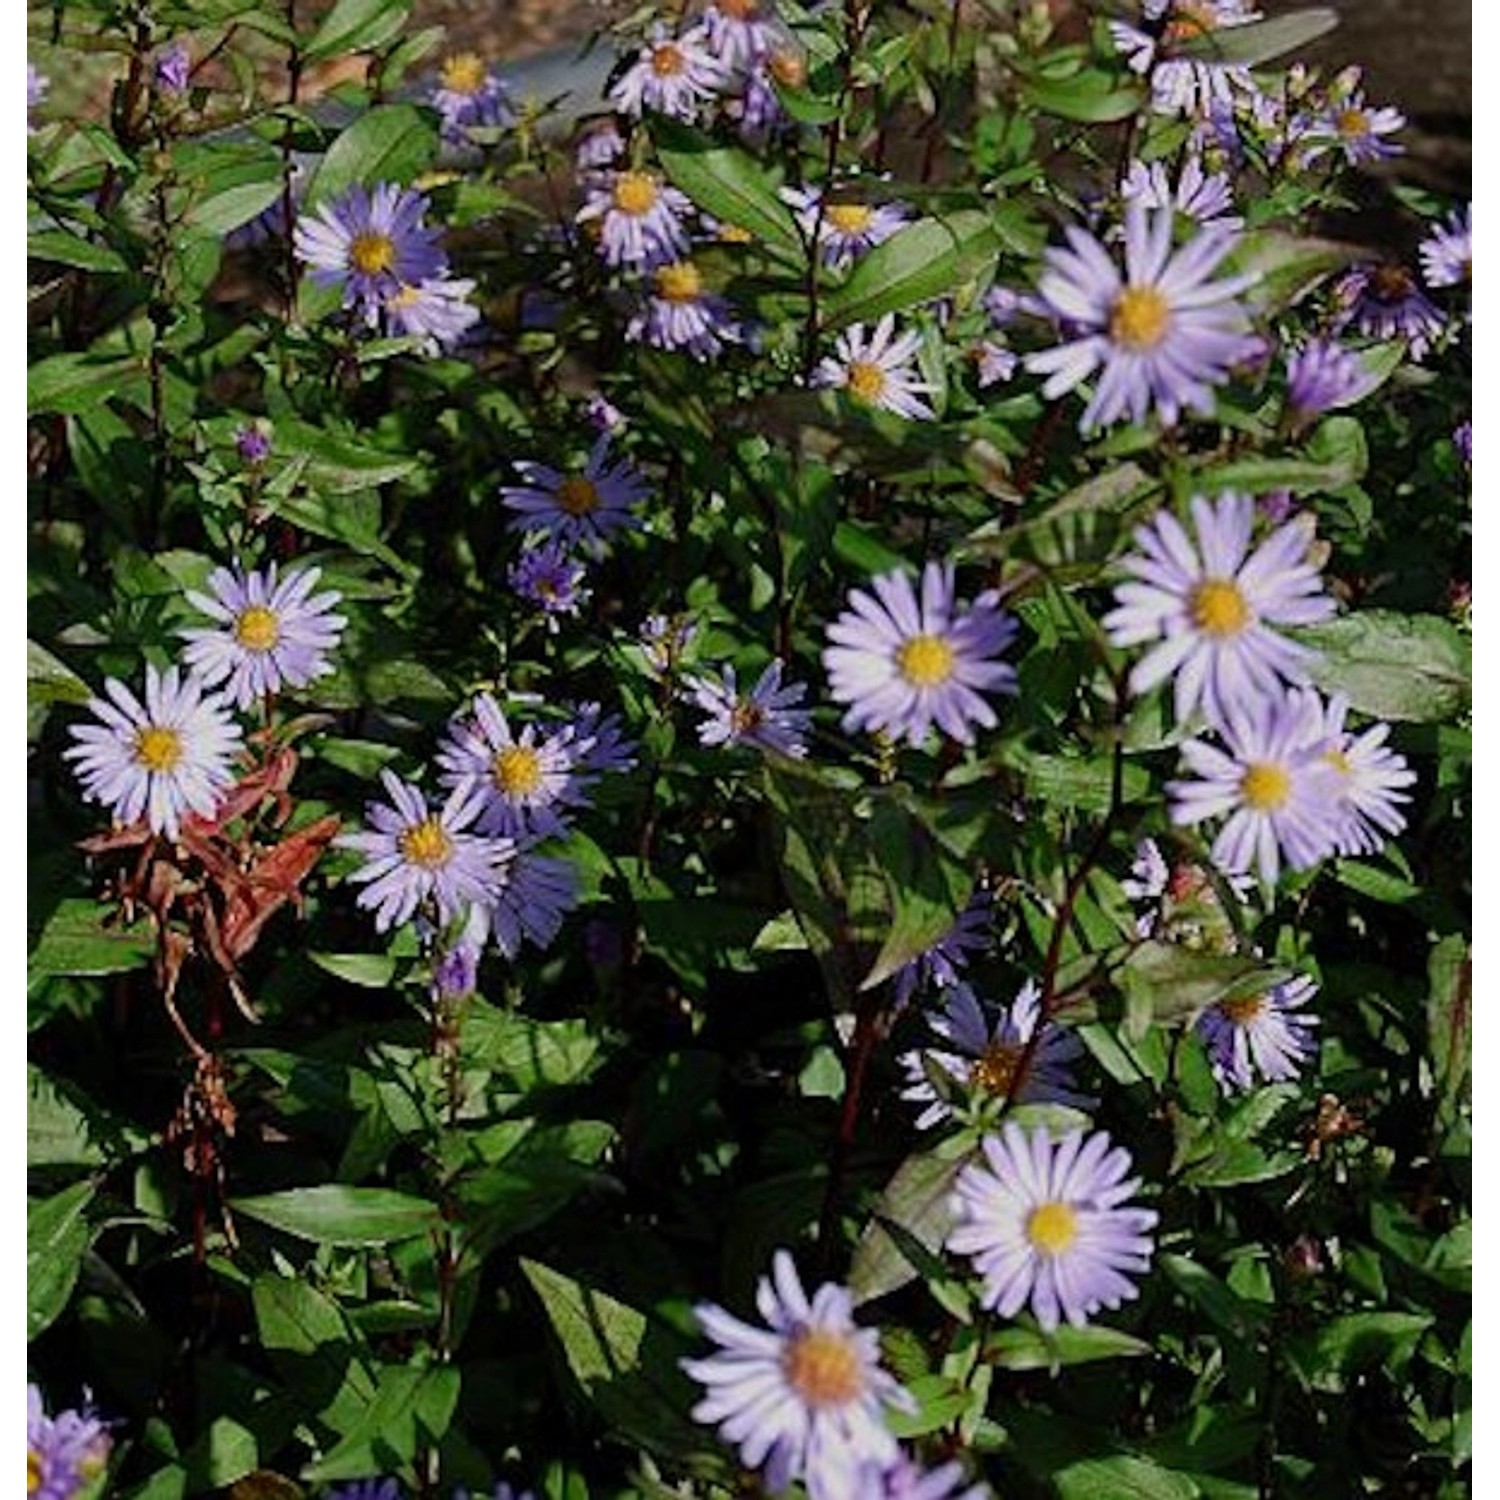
[654,261,703,303]
[729,699,767,735]
[1336,107,1370,138]
[651,43,686,77]
[971,1041,1025,1096]
[556,476,600,516]
[441,53,488,95]
[1240,762,1291,812]
[399,817,453,869]
[134,725,183,773]
[234,604,281,652]
[846,359,887,403]
[1370,264,1416,302]
[718,0,761,17]
[349,231,396,276]
[1190,578,1250,637]
[768,48,807,88]
[783,1329,865,1406]
[1026,1201,1079,1255]
[613,171,660,217]
[1217,991,1268,1025]
[1110,285,1172,351]
[896,634,955,687]
[1163,1,1219,43]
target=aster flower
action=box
[509,539,589,626]
[609,24,729,121]
[625,258,745,360]
[565,701,639,778]
[577,169,694,270]
[823,561,1019,747]
[1196,973,1318,1092]
[1167,690,1343,884]
[381,275,481,352]
[1120,156,1240,228]
[325,1481,402,1500]
[1332,263,1446,361]
[181,563,346,709]
[1101,490,1335,731]
[574,118,625,173]
[899,981,1091,1129]
[1110,0,1260,118]
[430,52,514,142]
[294,183,447,321]
[686,660,812,757]
[154,41,191,95]
[1024,200,1258,433]
[340,772,510,933]
[1305,83,1404,166]
[1283,338,1382,425]
[683,1250,917,1500]
[234,422,271,465]
[891,892,993,1008]
[499,435,649,549]
[948,1124,1158,1331]
[730,57,794,144]
[585,391,626,433]
[703,0,781,71]
[65,664,243,840]
[28,1386,111,1500]
[852,1456,990,1500]
[1419,203,1471,290]
[973,341,1018,388]
[814,315,937,421]
[431,940,480,1002]
[464,840,580,959]
[781,185,911,270]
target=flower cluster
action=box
[28,1386,111,1500]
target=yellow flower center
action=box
[826,203,875,236]
[1240,762,1291,811]
[387,282,422,309]
[399,817,454,869]
[846,359,887,403]
[1190,578,1251,637]
[1026,1201,1079,1255]
[492,745,544,796]
[1336,107,1369,138]
[1164,1,1218,43]
[971,1041,1025,1096]
[1110,285,1172,351]
[717,221,754,244]
[134,724,183,773]
[1217,991,1267,1026]
[349,231,396,276]
[896,633,956,688]
[28,1450,43,1495]
[783,1329,865,1407]
[234,603,281,652]
[651,43,686,77]
[556,475,600,516]
[440,52,488,95]
[654,261,703,303]
[613,171,660,217]
[768,48,807,88]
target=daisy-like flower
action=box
[1168,690,1343,884]
[625,258,745,360]
[294,183,447,321]
[509,539,589,626]
[381,275,481,352]
[703,0,781,71]
[683,1250,917,1500]
[577,169,694,269]
[154,41,191,95]
[1419,203,1471,290]
[574,118,625,173]
[565,701,639,778]
[609,23,729,121]
[1110,0,1260,118]
[814,315,937,421]
[1305,78,1404,166]
[28,1386,111,1500]
[1024,201,1258,433]
[686,660,812,757]
[341,772,510,933]
[899,981,1092,1129]
[65,664,243,840]
[430,52,514,142]
[1120,156,1240,228]
[781,185,911,270]
[465,840,580,959]
[949,1124,1158,1331]
[891,892,992,1008]
[181,563,346,709]
[973,341,1018,387]
[1283,338,1382,425]
[499,435,650,550]
[1101,490,1335,731]
[730,56,794,144]
[1332,264,1446,361]
[823,561,1019,747]
[851,1455,990,1500]
[1196,973,1318,1092]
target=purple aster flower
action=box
[431,52,515,143]
[973,340,1018,387]
[1167,690,1343,884]
[1109,0,1260,118]
[234,422,271,465]
[432,940,480,1001]
[565,701,638,777]
[509,539,589,626]
[730,58,793,144]
[899,980,1092,1129]
[574,118,625,173]
[823,561,1019,747]
[294,184,447,321]
[1024,201,1258,433]
[814,315,937,421]
[1120,156,1240,228]
[499,435,649,550]
[640,613,699,679]
[949,1124,1158,1331]
[781,185,912,270]
[65,664,243,840]
[608,23,729,122]
[382,275,480,352]
[891,891,993,1008]
[851,1456,989,1500]
[686,660,812,757]
[1101,490,1335,731]
[28,1386,111,1500]
[1196,973,1318,1092]
[463,839,580,959]
[181,563,346,709]
[1283,338,1381,425]
[585,391,626,433]
[625,258,745,360]
[577,169,694,270]
[341,772,510,933]
[437,693,593,839]
[1305,82,1404,166]
[1332,264,1446,361]
[1419,203,1471,290]
[154,41,191,96]
[683,1250,917,1500]
[702,0,781,71]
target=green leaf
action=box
[1297,611,1469,723]
[850,1148,971,1305]
[301,1365,459,1484]
[304,0,412,61]
[29,228,130,274]
[28,640,92,741]
[983,1323,1152,1371]
[652,121,800,256]
[1053,1455,1200,1500]
[304,105,439,207]
[462,1001,601,1092]
[823,212,1001,331]
[28,1065,149,1169]
[1175,8,1338,66]
[232,1186,441,1246]
[28,1180,95,1340]
[309,951,399,989]
[1228,231,1363,315]
[185,175,286,237]
[28,352,145,416]
[1021,68,1146,122]
[29,899,155,982]
[1197,415,1367,494]
[1286,1311,1433,1390]
[1117,943,1290,1036]
[1426,933,1470,1114]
